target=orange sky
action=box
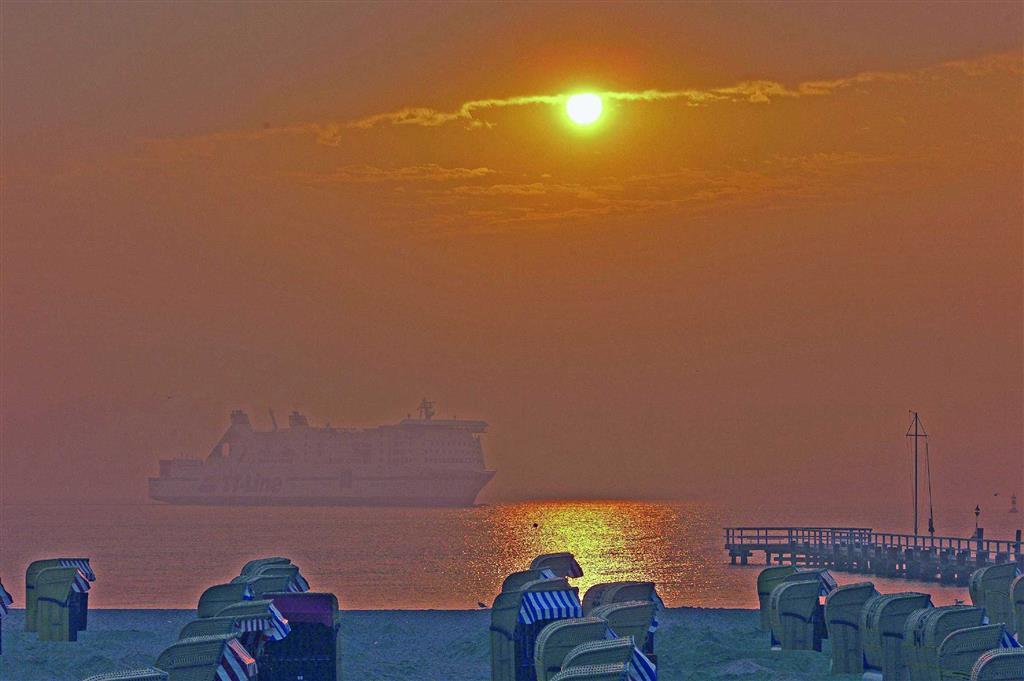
[2,3,1022,515]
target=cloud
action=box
[297,164,495,185]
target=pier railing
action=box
[723,525,1024,583]
[724,526,873,548]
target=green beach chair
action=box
[155,634,257,681]
[767,578,825,652]
[35,566,90,642]
[1012,574,1024,640]
[533,617,608,681]
[756,566,797,631]
[969,564,1020,635]
[561,637,635,671]
[589,601,655,651]
[530,553,584,580]
[549,663,629,681]
[490,577,581,681]
[935,623,1006,680]
[24,558,62,632]
[860,591,932,680]
[969,648,1024,680]
[903,606,986,681]
[239,557,291,577]
[824,581,878,674]
[197,582,254,618]
[81,668,169,681]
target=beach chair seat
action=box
[530,553,584,580]
[258,592,339,681]
[756,566,797,631]
[903,606,986,681]
[970,648,1024,680]
[533,617,608,681]
[155,634,257,681]
[860,592,933,680]
[1012,575,1024,641]
[561,637,635,670]
[81,668,169,681]
[34,566,90,642]
[589,601,656,652]
[767,579,825,652]
[824,581,878,674]
[936,624,1007,680]
[197,582,255,618]
[549,664,629,681]
[505,570,560,592]
[240,557,291,577]
[491,577,583,681]
[969,564,1021,636]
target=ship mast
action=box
[905,411,928,536]
[418,398,435,421]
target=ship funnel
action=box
[289,411,309,428]
[229,410,251,427]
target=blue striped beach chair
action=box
[491,577,584,681]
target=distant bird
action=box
[477,601,487,609]
[533,523,539,528]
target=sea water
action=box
[1,500,1018,609]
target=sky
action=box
[2,2,1022,517]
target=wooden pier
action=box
[724,526,1024,586]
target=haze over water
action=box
[3,500,1019,610]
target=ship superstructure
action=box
[149,400,495,506]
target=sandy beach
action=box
[1,607,859,681]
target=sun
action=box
[566,93,602,125]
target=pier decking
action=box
[724,526,1024,586]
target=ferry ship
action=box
[149,400,495,506]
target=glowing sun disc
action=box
[566,93,602,125]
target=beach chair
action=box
[240,557,291,576]
[756,566,797,631]
[155,634,258,681]
[258,592,339,681]
[81,669,169,681]
[548,664,629,681]
[532,617,608,681]
[531,553,584,580]
[860,592,932,681]
[824,581,878,674]
[935,624,1007,680]
[247,564,310,592]
[179,616,244,640]
[82,669,169,681]
[57,559,94,632]
[969,564,1020,635]
[766,579,825,652]
[197,582,254,618]
[491,577,583,681]
[0,578,12,655]
[970,648,1024,680]
[25,558,62,632]
[1012,575,1024,641]
[589,601,656,652]
[34,566,90,642]
[582,582,661,655]
[561,637,635,671]
[505,570,560,592]
[582,582,657,614]
[903,605,985,681]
